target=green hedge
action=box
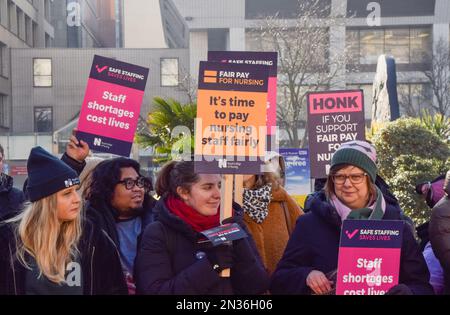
[372,118,450,225]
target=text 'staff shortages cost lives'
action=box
[336,220,404,295]
[77,55,149,157]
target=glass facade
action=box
[0,94,7,128]
[347,83,431,119]
[245,0,331,19]
[0,44,4,77]
[346,27,432,66]
[347,0,435,18]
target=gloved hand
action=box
[386,284,413,295]
[221,215,244,227]
[231,237,258,263]
[204,243,234,273]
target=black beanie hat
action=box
[27,146,80,202]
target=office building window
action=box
[7,0,13,31]
[0,95,7,127]
[384,28,410,64]
[410,28,431,63]
[33,58,52,87]
[25,15,31,45]
[34,107,52,132]
[32,21,37,47]
[359,30,384,65]
[346,27,431,65]
[161,58,179,86]
[45,33,52,47]
[0,45,3,77]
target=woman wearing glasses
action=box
[270,140,433,295]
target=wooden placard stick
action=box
[233,174,244,206]
[219,174,233,278]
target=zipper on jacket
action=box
[102,229,121,258]
[91,246,95,295]
[101,229,124,293]
[8,243,17,295]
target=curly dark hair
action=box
[86,157,143,210]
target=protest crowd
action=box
[0,135,448,295]
[0,49,448,297]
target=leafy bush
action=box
[372,118,449,225]
[419,109,450,144]
[136,97,196,162]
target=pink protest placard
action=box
[335,220,404,295]
[77,55,149,156]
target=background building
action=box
[1,0,54,134]
[51,0,123,48]
[123,0,188,49]
[172,0,449,126]
[1,0,189,188]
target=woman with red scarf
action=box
[134,160,269,295]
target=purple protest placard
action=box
[307,90,366,179]
[200,223,247,246]
[335,220,404,295]
[77,55,149,157]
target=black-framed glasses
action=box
[117,176,148,190]
[332,173,367,185]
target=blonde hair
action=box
[8,193,82,284]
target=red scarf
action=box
[166,196,220,232]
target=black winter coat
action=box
[0,218,128,295]
[84,196,155,292]
[135,198,269,295]
[0,174,25,219]
[429,196,450,294]
[270,190,433,295]
[85,197,155,250]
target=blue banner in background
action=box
[279,148,311,196]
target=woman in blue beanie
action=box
[0,146,127,294]
[270,140,433,295]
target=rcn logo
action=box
[93,138,102,146]
[218,159,228,168]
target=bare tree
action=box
[396,83,433,118]
[423,38,450,116]
[177,66,198,104]
[248,0,352,147]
